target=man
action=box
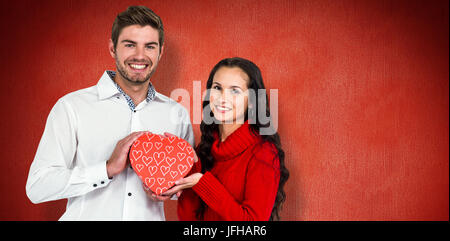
[26,6,194,220]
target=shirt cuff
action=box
[84,161,112,189]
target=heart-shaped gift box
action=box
[129,132,195,195]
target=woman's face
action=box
[209,67,249,124]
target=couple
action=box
[26,6,288,221]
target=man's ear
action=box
[108,39,116,58]
[158,44,164,60]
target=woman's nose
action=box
[219,91,230,103]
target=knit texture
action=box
[178,121,280,221]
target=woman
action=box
[164,57,289,221]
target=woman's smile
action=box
[215,105,232,113]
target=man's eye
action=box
[125,44,134,48]
[146,45,156,49]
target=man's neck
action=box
[114,74,149,106]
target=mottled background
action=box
[0,0,448,220]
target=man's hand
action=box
[106,131,147,178]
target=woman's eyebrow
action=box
[212,82,244,90]
[229,85,243,89]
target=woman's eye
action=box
[212,85,221,90]
[231,88,241,94]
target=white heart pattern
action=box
[129,133,195,195]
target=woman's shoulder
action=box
[249,139,280,170]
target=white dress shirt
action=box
[26,71,194,220]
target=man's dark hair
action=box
[111,6,164,51]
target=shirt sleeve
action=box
[25,98,111,204]
[180,107,195,147]
[191,152,280,221]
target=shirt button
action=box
[93,184,97,187]
[128,192,132,196]
[133,110,136,113]
[101,181,105,184]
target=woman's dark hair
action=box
[196,57,289,220]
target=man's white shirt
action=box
[26,71,194,220]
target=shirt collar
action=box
[97,70,157,110]
[97,71,120,100]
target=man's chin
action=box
[116,64,155,85]
[122,72,152,85]
[126,77,149,85]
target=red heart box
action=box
[129,132,195,195]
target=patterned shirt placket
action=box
[107,70,156,111]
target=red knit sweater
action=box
[177,121,280,221]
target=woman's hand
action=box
[142,183,178,202]
[162,173,203,197]
[161,132,201,197]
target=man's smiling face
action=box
[110,24,163,85]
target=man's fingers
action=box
[123,131,146,148]
[152,193,171,201]
[120,132,139,146]
[194,153,199,163]
[130,131,146,141]
[163,132,176,138]
[176,190,183,198]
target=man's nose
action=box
[134,46,146,60]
